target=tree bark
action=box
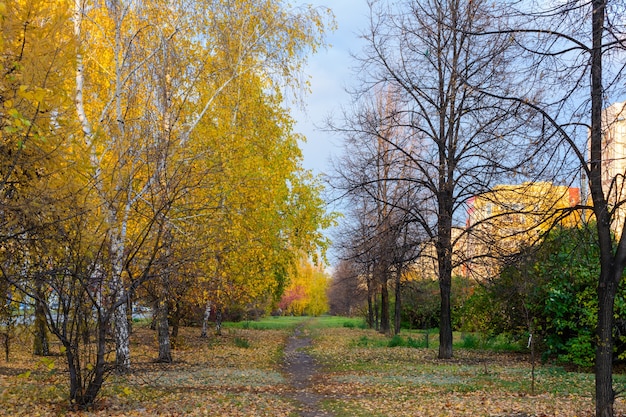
[438,273,453,359]
[366,268,375,329]
[215,309,222,336]
[596,276,616,417]
[394,269,402,335]
[170,301,181,349]
[380,277,390,334]
[33,297,49,356]
[156,299,172,363]
[201,301,211,338]
[438,195,454,359]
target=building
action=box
[598,101,626,235]
[464,182,580,280]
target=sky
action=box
[290,1,371,176]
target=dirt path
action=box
[282,324,333,417]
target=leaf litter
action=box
[0,322,625,416]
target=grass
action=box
[222,315,309,330]
[1,316,625,416]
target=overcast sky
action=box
[290,1,371,176]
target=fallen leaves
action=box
[0,321,625,416]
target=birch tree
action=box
[72,0,331,373]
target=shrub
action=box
[387,335,404,347]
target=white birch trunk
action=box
[110,225,130,372]
[201,301,211,338]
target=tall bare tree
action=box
[331,86,423,334]
[469,1,626,414]
[348,0,538,358]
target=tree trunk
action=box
[170,301,181,349]
[66,320,108,408]
[437,190,454,359]
[150,300,158,330]
[201,301,211,338]
[366,272,375,329]
[438,273,453,359]
[596,268,617,417]
[374,294,380,331]
[156,299,172,363]
[215,309,222,336]
[394,269,402,335]
[111,231,131,373]
[380,278,390,334]
[588,1,617,415]
[33,298,49,356]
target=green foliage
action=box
[401,275,474,331]
[459,225,626,368]
[457,333,524,352]
[400,278,440,329]
[387,335,404,347]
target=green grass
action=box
[223,315,309,330]
[223,315,367,331]
[307,315,367,329]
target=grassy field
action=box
[0,316,625,416]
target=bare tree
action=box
[341,0,540,358]
[328,259,367,317]
[467,1,626,414]
[331,86,423,334]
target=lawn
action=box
[0,316,624,416]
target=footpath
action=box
[282,323,334,417]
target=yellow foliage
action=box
[279,256,330,316]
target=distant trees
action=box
[327,259,367,317]
[331,0,540,355]
[330,86,422,334]
[278,256,330,316]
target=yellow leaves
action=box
[39,357,55,371]
[17,371,31,379]
[17,85,49,106]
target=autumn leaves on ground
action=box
[1,316,624,417]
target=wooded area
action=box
[327,1,626,416]
[0,0,334,408]
[3,0,626,416]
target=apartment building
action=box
[598,100,626,234]
[463,181,580,280]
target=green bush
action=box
[387,335,404,347]
[460,334,481,349]
[406,336,428,349]
[457,225,626,368]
